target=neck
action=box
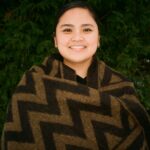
[64,58,92,78]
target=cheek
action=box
[56,34,70,46]
[87,34,99,45]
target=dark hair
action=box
[54,0,100,34]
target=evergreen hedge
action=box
[0,0,150,135]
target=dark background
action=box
[0,0,150,135]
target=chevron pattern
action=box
[1,56,149,150]
[2,71,147,150]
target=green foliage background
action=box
[0,0,150,135]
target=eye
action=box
[62,28,72,33]
[83,28,92,33]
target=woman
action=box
[1,1,150,150]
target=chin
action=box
[66,57,92,64]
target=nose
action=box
[71,30,83,41]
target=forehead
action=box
[57,8,96,25]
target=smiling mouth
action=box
[69,45,87,50]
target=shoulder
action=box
[27,53,62,77]
[97,60,133,86]
[14,55,61,93]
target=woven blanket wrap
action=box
[1,55,150,150]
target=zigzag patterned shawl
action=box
[1,55,150,150]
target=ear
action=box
[98,35,100,48]
[54,37,57,48]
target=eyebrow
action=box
[82,24,94,27]
[60,24,94,28]
[60,24,73,28]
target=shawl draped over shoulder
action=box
[1,54,150,150]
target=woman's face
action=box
[54,8,100,65]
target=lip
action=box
[69,45,87,50]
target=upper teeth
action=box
[70,46,85,49]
